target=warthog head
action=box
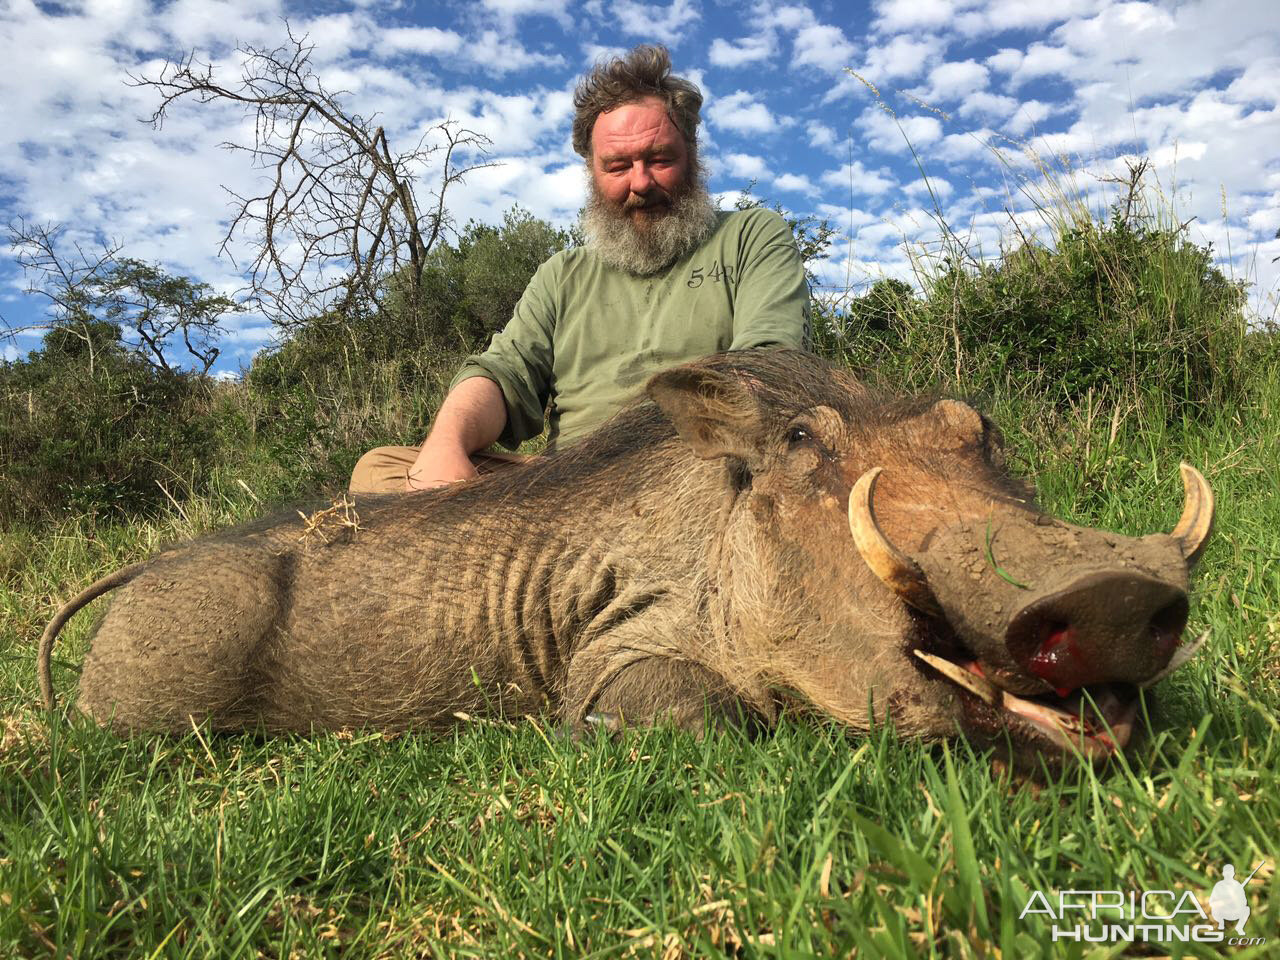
[646,351,1212,764]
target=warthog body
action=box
[42,350,1212,762]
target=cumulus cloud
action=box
[1007,99,1053,134]
[873,0,959,32]
[722,152,770,180]
[792,23,858,73]
[958,91,1019,121]
[480,0,573,28]
[903,176,953,199]
[1225,58,1280,108]
[820,160,897,196]
[708,90,780,134]
[861,34,943,82]
[613,0,699,45]
[916,59,990,103]
[3,0,1278,362]
[775,172,818,195]
[856,106,944,154]
[807,121,843,154]
[953,0,1103,37]
[709,33,774,68]
[380,26,464,56]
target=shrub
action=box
[0,322,219,525]
[814,195,1257,424]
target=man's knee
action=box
[349,445,420,494]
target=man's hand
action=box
[405,376,508,491]
[405,439,479,491]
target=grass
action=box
[2,363,1278,958]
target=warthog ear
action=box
[646,366,765,462]
[919,399,1005,465]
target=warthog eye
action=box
[786,425,812,446]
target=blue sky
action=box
[2,0,1278,375]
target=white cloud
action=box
[722,152,770,180]
[708,33,774,68]
[985,47,1024,75]
[1226,58,1280,108]
[581,42,628,64]
[381,26,464,57]
[959,91,1019,121]
[952,0,1103,37]
[1007,99,1052,135]
[856,106,944,154]
[807,121,842,153]
[708,90,780,134]
[763,3,816,31]
[613,0,700,45]
[379,26,564,75]
[916,59,990,103]
[480,0,573,27]
[861,35,943,82]
[792,23,857,73]
[874,0,959,32]
[904,176,953,199]
[820,161,897,196]
[775,172,818,195]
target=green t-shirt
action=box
[450,207,811,450]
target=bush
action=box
[383,206,576,353]
[814,199,1259,424]
[0,322,220,525]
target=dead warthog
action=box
[40,350,1213,763]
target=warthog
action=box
[40,349,1213,763]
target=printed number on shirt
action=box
[687,260,736,288]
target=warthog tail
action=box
[39,563,148,712]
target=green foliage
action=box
[384,206,577,353]
[238,207,574,492]
[0,324,219,525]
[814,206,1264,425]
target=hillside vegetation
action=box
[2,180,1277,957]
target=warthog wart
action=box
[40,349,1213,764]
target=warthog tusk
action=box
[1170,463,1214,566]
[913,650,1001,705]
[848,467,941,616]
[1139,629,1209,688]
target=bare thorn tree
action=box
[129,23,495,329]
[5,220,123,376]
[6,219,239,376]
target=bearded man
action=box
[350,45,811,493]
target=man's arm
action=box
[727,208,812,351]
[405,377,507,490]
[406,255,564,490]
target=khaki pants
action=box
[349,446,536,494]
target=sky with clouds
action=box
[2,0,1277,372]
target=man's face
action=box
[589,96,691,228]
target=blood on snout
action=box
[1028,623,1086,697]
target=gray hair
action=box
[571,45,703,159]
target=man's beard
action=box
[580,164,718,276]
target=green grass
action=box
[2,368,1278,958]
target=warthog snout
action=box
[1005,569,1189,695]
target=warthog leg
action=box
[566,655,764,739]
